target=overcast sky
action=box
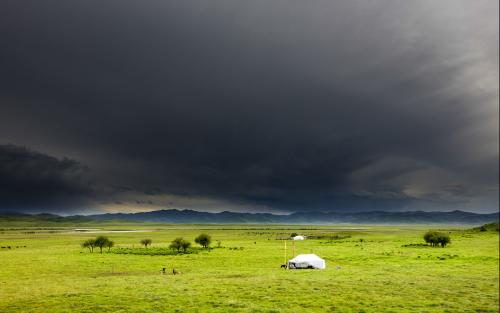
[0,0,498,215]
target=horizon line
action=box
[2,208,499,217]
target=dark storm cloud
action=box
[0,144,93,212]
[0,0,498,213]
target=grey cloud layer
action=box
[0,0,498,213]
[0,144,93,211]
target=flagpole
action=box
[284,240,287,266]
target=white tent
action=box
[292,235,305,240]
[288,254,326,269]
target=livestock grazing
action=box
[0,220,499,311]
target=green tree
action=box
[181,240,191,252]
[424,231,438,246]
[424,231,450,247]
[94,236,111,253]
[169,237,191,253]
[140,238,152,248]
[437,234,451,247]
[290,232,298,238]
[194,234,212,248]
[81,239,95,252]
[105,240,114,252]
[169,237,184,252]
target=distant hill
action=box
[0,212,93,227]
[1,210,497,225]
[86,209,499,225]
[472,221,500,232]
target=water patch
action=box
[63,229,156,234]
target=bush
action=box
[169,237,183,252]
[81,239,96,252]
[195,234,212,248]
[181,240,191,252]
[105,240,114,252]
[424,231,451,247]
[111,247,200,256]
[170,237,191,252]
[140,238,152,248]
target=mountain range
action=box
[1,209,497,225]
[85,209,499,224]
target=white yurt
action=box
[292,235,305,240]
[288,254,326,269]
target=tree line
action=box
[82,233,212,253]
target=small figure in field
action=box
[281,264,287,269]
[161,268,166,274]
[172,268,179,275]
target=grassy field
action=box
[0,222,498,312]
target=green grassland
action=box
[0,222,498,313]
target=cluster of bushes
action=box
[423,231,451,247]
[82,233,213,255]
[1,245,27,249]
[437,254,459,260]
[81,236,114,253]
[306,233,351,240]
[169,237,192,252]
[402,243,429,247]
[111,247,199,256]
[168,233,212,252]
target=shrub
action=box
[194,234,212,248]
[169,237,191,253]
[424,231,451,247]
[169,237,183,252]
[81,239,96,252]
[111,247,201,256]
[105,240,114,252]
[140,238,152,248]
[181,240,191,252]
